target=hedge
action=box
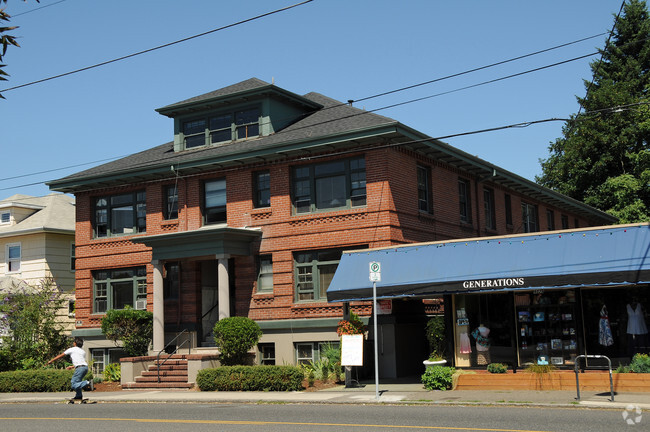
[196,365,303,391]
[0,369,92,392]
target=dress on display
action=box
[471,326,491,365]
[598,305,614,347]
[627,303,648,335]
[459,331,472,354]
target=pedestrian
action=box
[47,337,92,401]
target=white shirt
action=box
[627,304,648,335]
[64,346,88,367]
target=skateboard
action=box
[67,398,96,404]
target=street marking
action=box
[0,417,552,431]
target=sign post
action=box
[369,261,381,400]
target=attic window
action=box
[0,211,9,224]
[183,107,260,149]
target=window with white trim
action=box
[93,267,147,313]
[0,211,10,224]
[70,243,76,271]
[6,243,20,273]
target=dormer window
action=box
[183,107,260,149]
[0,211,9,224]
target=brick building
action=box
[48,78,615,375]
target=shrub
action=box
[213,317,262,366]
[196,366,303,391]
[101,307,153,357]
[0,369,93,392]
[630,353,650,373]
[525,364,556,374]
[487,363,508,374]
[103,362,121,382]
[421,365,455,390]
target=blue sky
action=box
[0,0,625,198]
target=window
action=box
[0,211,9,224]
[183,107,260,149]
[294,249,341,301]
[483,188,496,230]
[417,165,431,213]
[458,178,471,223]
[561,214,569,229]
[70,243,75,271]
[6,243,20,273]
[546,210,555,231]
[258,343,275,365]
[254,171,270,208]
[94,191,146,238]
[204,179,226,224]
[521,202,538,233]
[292,157,366,214]
[68,299,75,318]
[575,218,580,228]
[164,185,178,220]
[163,262,180,300]
[93,267,147,313]
[505,194,513,226]
[257,255,273,292]
[295,342,339,365]
[90,348,126,375]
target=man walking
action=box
[48,337,92,401]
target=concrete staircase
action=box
[122,355,193,390]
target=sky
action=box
[0,0,628,198]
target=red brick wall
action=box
[72,145,597,329]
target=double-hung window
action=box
[294,249,341,301]
[257,255,273,292]
[204,179,227,224]
[6,243,20,273]
[164,185,178,220]
[505,194,513,226]
[254,171,270,208]
[546,210,555,231]
[458,178,471,223]
[521,202,539,233]
[483,188,496,230]
[258,343,276,365]
[93,267,147,313]
[183,107,260,149]
[94,191,146,238]
[561,214,569,229]
[417,165,432,213]
[292,157,366,214]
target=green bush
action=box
[0,369,94,392]
[630,353,650,373]
[213,317,262,365]
[425,316,446,359]
[421,365,455,390]
[101,307,153,357]
[103,363,121,382]
[196,366,303,391]
[487,363,508,374]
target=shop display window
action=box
[515,289,579,367]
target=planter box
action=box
[455,370,650,392]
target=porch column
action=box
[152,260,165,353]
[217,255,230,320]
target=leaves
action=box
[100,307,153,357]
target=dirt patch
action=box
[301,379,342,392]
[93,381,122,392]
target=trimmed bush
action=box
[213,317,262,365]
[196,366,303,392]
[487,363,508,374]
[630,353,650,373]
[101,307,153,357]
[421,365,455,390]
[0,369,93,392]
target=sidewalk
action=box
[2,382,650,409]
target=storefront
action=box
[327,223,650,371]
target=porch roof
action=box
[131,226,262,260]
[326,223,650,302]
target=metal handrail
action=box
[156,329,191,383]
[574,354,614,402]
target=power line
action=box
[10,0,67,17]
[0,0,313,93]
[0,155,128,183]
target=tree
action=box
[100,307,153,357]
[0,278,70,371]
[0,1,36,99]
[213,317,262,365]
[538,0,650,223]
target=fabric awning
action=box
[327,224,650,303]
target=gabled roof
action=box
[0,193,75,238]
[47,79,616,224]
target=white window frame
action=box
[6,243,21,273]
[0,211,10,225]
[70,243,76,272]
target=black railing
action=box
[156,329,191,383]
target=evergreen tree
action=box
[538,0,650,223]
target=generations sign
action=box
[462,277,525,289]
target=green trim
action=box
[72,328,104,338]
[257,317,369,331]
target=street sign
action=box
[369,261,381,282]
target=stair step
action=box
[142,370,188,377]
[148,364,188,372]
[135,376,188,383]
[122,382,194,390]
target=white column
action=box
[217,256,230,320]
[152,260,165,353]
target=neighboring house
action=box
[48,78,615,377]
[0,194,76,333]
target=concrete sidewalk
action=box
[1,382,650,410]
